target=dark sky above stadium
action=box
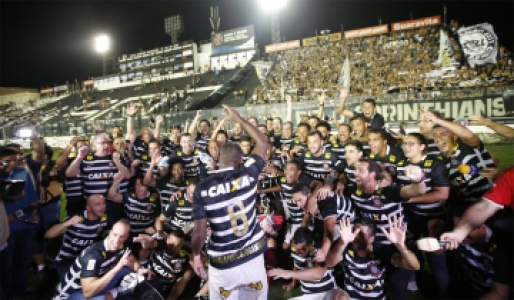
[1,0,512,89]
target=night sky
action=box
[1,0,512,89]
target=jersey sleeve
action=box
[482,167,514,209]
[492,239,513,287]
[430,159,451,187]
[164,200,178,218]
[319,195,337,219]
[191,186,207,220]
[79,249,105,278]
[244,154,266,179]
[383,186,405,203]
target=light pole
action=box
[94,35,110,76]
[259,0,287,44]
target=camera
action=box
[0,179,26,202]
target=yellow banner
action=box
[328,32,342,42]
[302,37,318,47]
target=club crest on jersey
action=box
[371,196,383,208]
[367,262,381,277]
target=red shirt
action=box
[482,167,514,209]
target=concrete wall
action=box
[0,92,40,105]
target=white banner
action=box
[458,23,498,67]
[433,29,457,67]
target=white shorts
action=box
[290,289,342,300]
[209,254,268,300]
[284,223,302,245]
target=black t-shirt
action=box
[352,111,385,130]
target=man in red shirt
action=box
[441,167,514,249]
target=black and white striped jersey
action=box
[156,177,189,212]
[122,192,161,235]
[425,139,441,157]
[195,134,211,151]
[80,153,119,197]
[368,145,406,177]
[65,158,83,202]
[163,194,193,232]
[273,135,295,151]
[170,149,201,180]
[291,251,336,294]
[118,156,130,194]
[330,140,346,161]
[148,241,191,292]
[396,155,450,217]
[334,160,357,190]
[162,138,180,156]
[53,240,125,300]
[136,153,161,179]
[454,230,512,294]
[55,211,110,264]
[349,186,404,245]
[192,154,267,269]
[292,139,308,158]
[314,192,355,223]
[133,137,149,159]
[297,149,340,182]
[279,175,311,225]
[444,140,495,202]
[341,243,396,300]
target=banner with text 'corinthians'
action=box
[266,93,514,125]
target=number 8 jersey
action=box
[192,154,267,269]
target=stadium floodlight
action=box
[259,0,287,12]
[94,35,110,76]
[259,0,287,44]
[94,35,110,53]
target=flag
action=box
[433,29,457,67]
[338,56,351,90]
[458,23,498,67]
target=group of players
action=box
[8,87,512,300]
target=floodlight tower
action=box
[165,15,184,45]
[94,35,110,76]
[260,0,287,44]
[210,6,221,34]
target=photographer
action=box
[0,146,38,298]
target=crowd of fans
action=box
[252,21,513,104]
[0,85,512,299]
